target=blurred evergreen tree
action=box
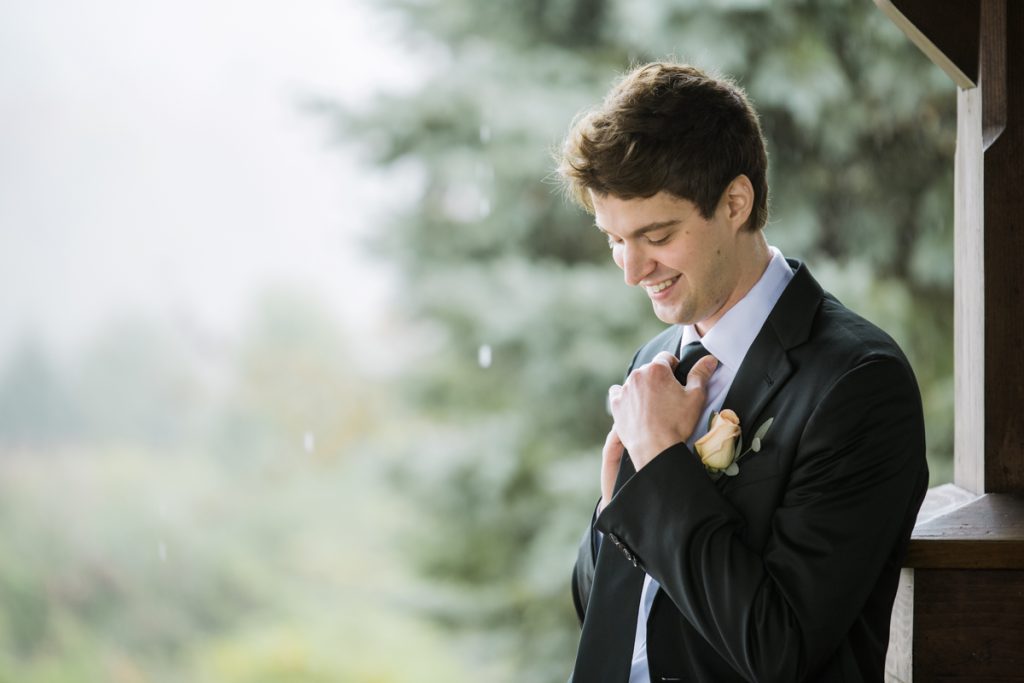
[0,338,79,451]
[72,316,206,451]
[326,0,955,679]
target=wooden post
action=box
[876,1,1024,680]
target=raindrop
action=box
[479,124,491,143]
[158,541,167,562]
[304,432,316,454]
[479,197,491,218]
[478,344,493,369]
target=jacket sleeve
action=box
[571,500,602,624]
[595,356,928,682]
[571,345,645,625]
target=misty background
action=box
[1,1,955,681]
[0,0,417,360]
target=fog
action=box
[0,0,421,360]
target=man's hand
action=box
[607,351,718,472]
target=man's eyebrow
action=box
[594,219,681,237]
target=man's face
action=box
[591,190,741,330]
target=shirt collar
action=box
[680,246,793,371]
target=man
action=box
[557,62,928,682]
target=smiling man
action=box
[558,63,928,682]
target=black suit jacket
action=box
[570,261,928,683]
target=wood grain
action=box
[954,60,986,496]
[885,568,915,683]
[914,569,1024,681]
[983,0,1024,493]
[916,484,980,525]
[906,494,1024,569]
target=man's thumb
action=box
[687,354,719,389]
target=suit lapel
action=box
[717,260,823,493]
[716,326,792,492]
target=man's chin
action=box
[651,302,693,326]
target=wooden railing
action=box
[886,485,1024,682]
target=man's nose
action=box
[621,243,653,287]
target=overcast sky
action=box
[0,0,424,360]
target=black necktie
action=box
[675,340,709,385]
[571,339,710,682]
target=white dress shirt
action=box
[625,246,793,682]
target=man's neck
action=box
[695,232,772,337]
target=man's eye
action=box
[647,235,670,246]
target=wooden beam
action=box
[884,568,915,683]
[876,2,1024,679]
[905,493,1024,569]
[913,569,1024,680]
[953,0,1022,494]
[885,484,979,681]
[874,0,979,89]
[982,0,1024,493]
[954,82,985,494]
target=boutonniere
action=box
[694,410,774,480]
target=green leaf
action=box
[751,437,761,452]
[733,435,743,462]
[724,462,740,476]
[753,417,774,441]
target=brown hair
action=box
[557,62,769,231]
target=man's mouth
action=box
[646,275,680,294]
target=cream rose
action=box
[695,409,741,470]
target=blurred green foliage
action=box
[329,0,956,680]
[0,295,478,682]
[0,447,475,683]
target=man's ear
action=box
[723,175,754,232]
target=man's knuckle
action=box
[647,362,671,378]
